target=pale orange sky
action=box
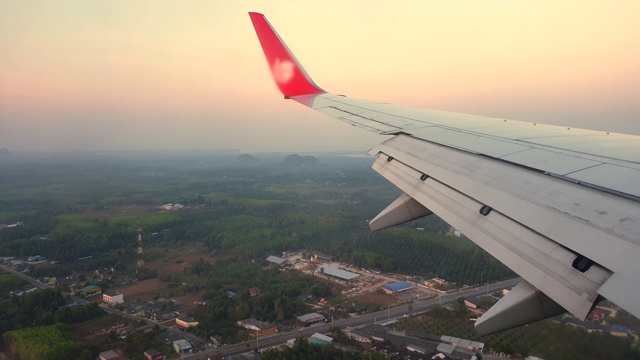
[1,1,639,152]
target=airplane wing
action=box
[248,12,640,335]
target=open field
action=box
[115,278,167,300]
[145,242,230,276]
[395,312,639,360]
[69,314,129,344]
[352,291,399,307]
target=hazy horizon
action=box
[2,1,639,153]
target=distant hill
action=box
[238,153,257,162]
[283,154,317,167]
[0,148,10,156]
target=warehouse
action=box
[297,312,326,325]
[316,266,359,285]
[381,281,414,294]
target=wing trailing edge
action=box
[249,12,640,334]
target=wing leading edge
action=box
[249,12,640,334]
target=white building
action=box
[103,291,124,305]
[173,339,192,354]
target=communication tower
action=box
[136,228,144,270]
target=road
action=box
[184,277,521,359]
[0,264,49,289]
[0,264,204,346]
[1,263,519,359]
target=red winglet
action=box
[249,12,325,98]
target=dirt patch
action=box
[86,205,155,217]
[145,243,230,275]
[70,314,129,344]
[115,278,167,299]
[171,290,206,313]
[352,291,399,307]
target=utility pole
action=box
[256,333,259,352]
[136,228,144,272]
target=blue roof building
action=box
[382,281,414,294]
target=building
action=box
[237,318,278,336]
[348,324,439,354]
[9,259,27,271]
[266,255,287,267]
[610,325,633,337]
[311,253,334,263]
[440,336,485,353]
[381,281,414,294]
[249,287,261,296]
[424,278,446,288]
[99,350,121,360]
[464,297,480,310]
[588,309,606,322]
[176,316,199,330]
[316,266,359,285]
[347,325,387,343]
[210,335,223,347]
[226,352,260,360]
[310,333,333,345]
[103,291,124,305]
[144,348,164,360]
[297,312,326,324]
[172,339,192,354]
[407,344,427,354]
[80,285,102,296]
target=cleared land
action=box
[145,242,229,276]
[352,291,399,307]
[115,278,167,299]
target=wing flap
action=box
[372,135,640,271]
[370,142,613,321]
[474,280,566,335]
[249,12,640,330]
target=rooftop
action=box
[382,281,414,292]
[238,318,274,330]
[310,333,333,343]
[173,339,191,350]
[297,312,326,323]
[81,285,101,293]
[317,266,359,280]
[144,348,161,356]
[177,316,198,323]
[266,255,286,264]
[99,350,120,360]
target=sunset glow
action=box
[1,1,639,152]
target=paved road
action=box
[0,264,204,346]
[1,263,519,359]
[0,264,49,289]
[185,278,521,359]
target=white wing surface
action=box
[249,12,640,334]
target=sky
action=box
[1,1,639,153]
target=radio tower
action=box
[136,228,144,271]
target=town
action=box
[1,153,638,360]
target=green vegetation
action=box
[261,337,360,360]
[0,288,105,336]
[3,324,91,360]
[175,259,333,341]
[0,151,562,357]
[0,152,511,284]
[396,308,640,360]
[0,274,23,296]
